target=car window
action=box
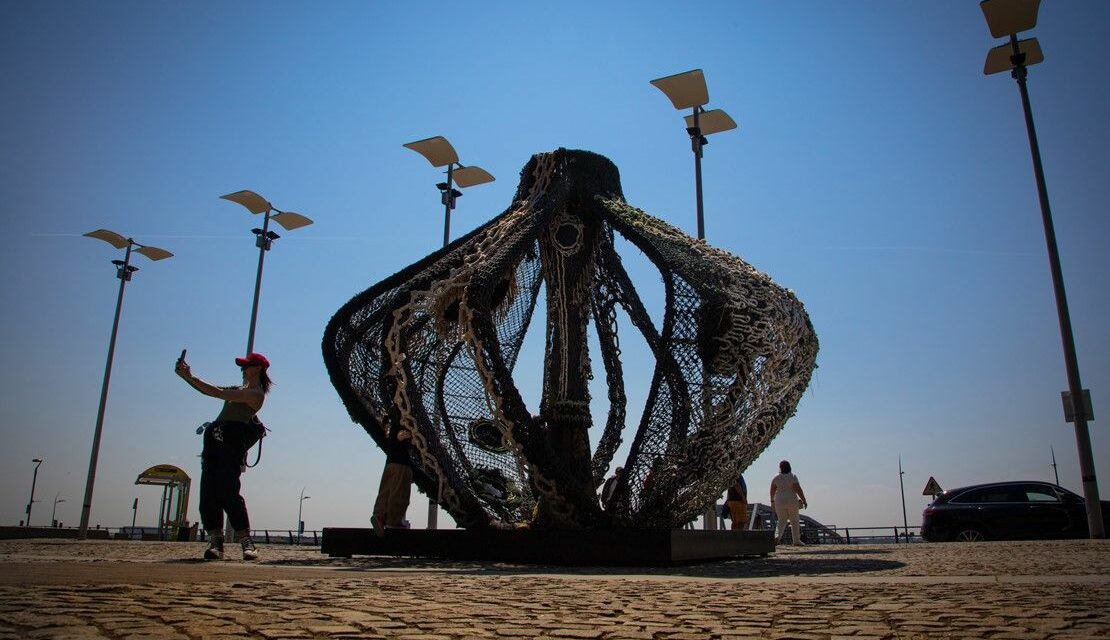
[1023,486,1060,502]
[952,488,1014,503]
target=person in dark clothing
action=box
[176,351,271,561]
[371,426,414,537]
[601,466,625,511]
[726,474,749,530]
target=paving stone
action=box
[495,627,540,637]
[1,539,1109,639]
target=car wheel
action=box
[953,527,986,542]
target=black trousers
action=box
[199,447,250,534]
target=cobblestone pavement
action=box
[0,538,1106,639]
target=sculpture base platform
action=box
[321,527,773,566]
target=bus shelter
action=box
[135,464,193,541]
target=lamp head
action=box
[134,245,173,261]
[984,37,1043,75]
[84,229,129,249]
[452,165,495,188]
[684,109,738,136]
[220,190,271,214]
[404,136,459,168]
[270,211,313,231]
[981,0,1040,38]
[650,68,709,110]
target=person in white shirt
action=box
[769,460,808,545]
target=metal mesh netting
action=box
[323,149,818,529]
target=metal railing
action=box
[820,526,922,544]
[740,504,922,544]
[196,529,321,545]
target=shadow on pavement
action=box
[259,554,905,579]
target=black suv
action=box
[921,481,1110,542]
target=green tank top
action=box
[214,388,257,424]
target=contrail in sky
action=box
[825,244,1040,257]
[29,232,379,241]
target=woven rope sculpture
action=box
[323,149,818,529]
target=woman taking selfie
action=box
[176,351,271,561]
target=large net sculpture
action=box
[323,149,818,529]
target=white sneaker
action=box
[240,537,259,561]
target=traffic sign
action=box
[922,477,942,496]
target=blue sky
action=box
[1,1,1107,533]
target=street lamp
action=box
[220,190,314,355]
[980,0,1103,538]
[650,68,738,241]
[404,135,494,529]
[297,487,311,544]
[25,458,42,526]
[898,456,909,541]
[403,136,495,248]
[652,69,737,531]
[51,493,65,527]
[78,230,172,539]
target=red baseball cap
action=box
[235,352,270,369]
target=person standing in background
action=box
[726,473,748,530]
[770,460,808,545]
[371,426,414,537]
[601,466,625,511]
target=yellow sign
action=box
[922,476,942,496]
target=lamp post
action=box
[25,458,42,526]
[651,70,736,530]
[78,230,172,539]
[650,68,738,241]
[220,190,314,355]
[898,456,909,541]
[403,136,495,248]
[980,0,1103,538]
[404,135,495,529]
[297,487,311,544]
[51,493,65,527]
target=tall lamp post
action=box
[51,493,65,527]
[25,458,42,526]
[220,190,314,355]
[898,456,909,541]
[404,135,494,529]
[297,487,311,544]
[650,68,738,241]
[980,0,1103,538]
[78,230,172,539]
[651,70,736,530]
